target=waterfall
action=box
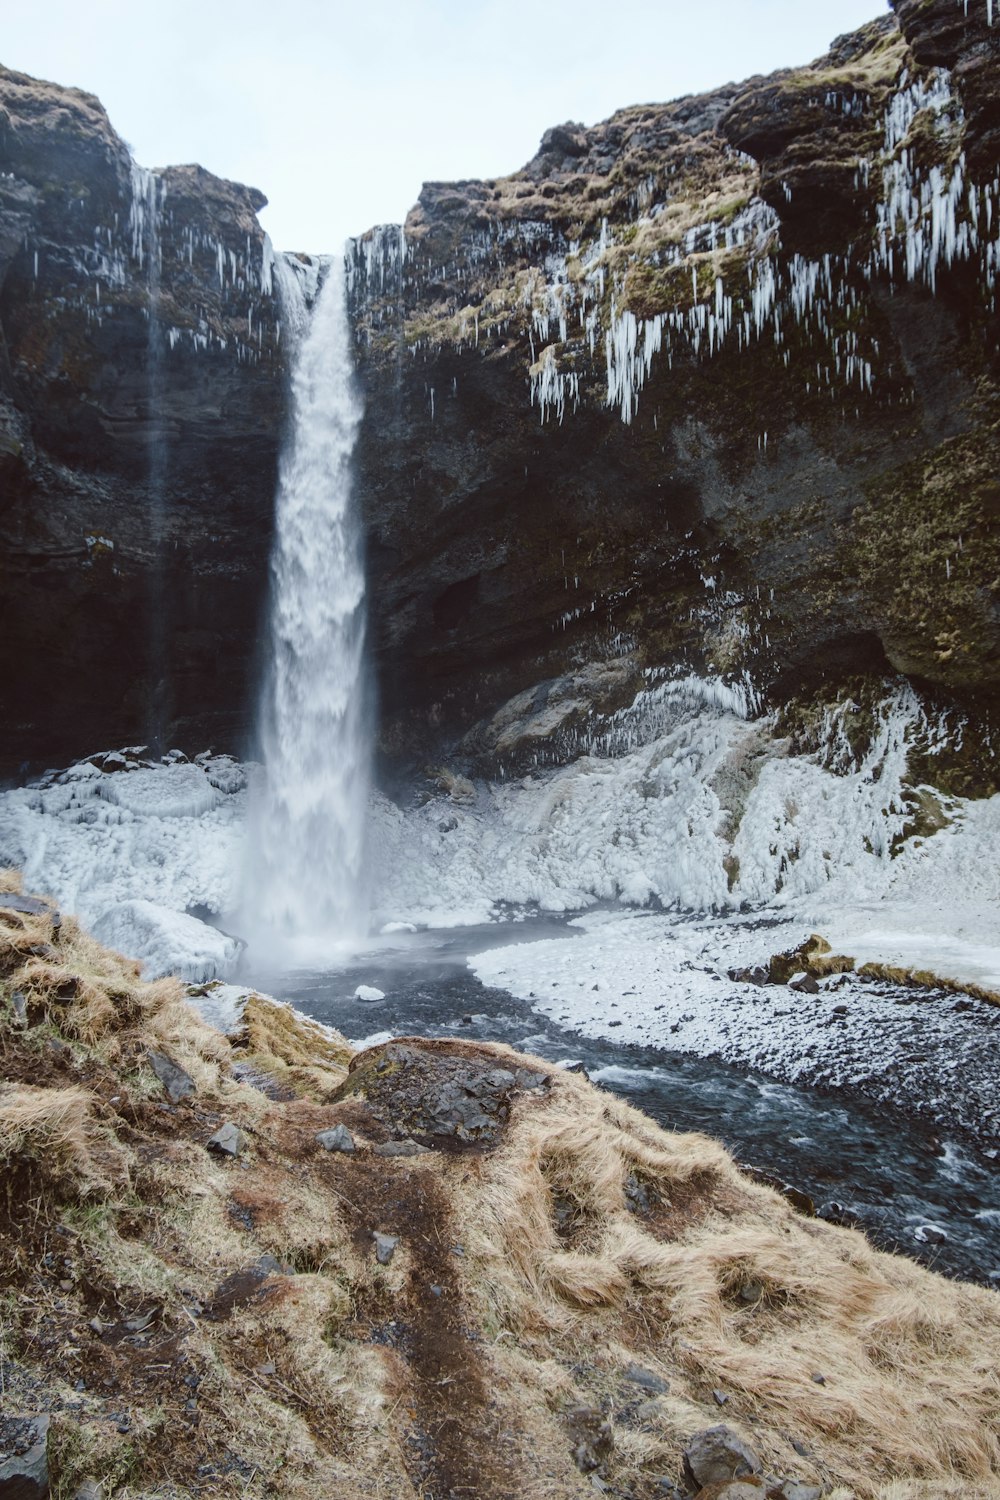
[130,163,169,748]
[244,252,370,963]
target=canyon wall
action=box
[1,0,998,784]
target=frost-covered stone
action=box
[91,902,243,983]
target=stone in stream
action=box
[316,1124,355,1153]
[206,1123,245,1157]
[148,1049,196,1104]
[683,1425,760,1488]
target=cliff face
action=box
[0,66,288,771]
[348,0,1000,775]
[1,3,998,782]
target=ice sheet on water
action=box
[91,900,243,983]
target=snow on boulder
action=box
[91,900,244,982]
[95,764,223,818]
[354,984,386,1001]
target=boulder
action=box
[316,1124,355,1154]
[0,1413,50,1500]
[684,1426,760,1489]
[206,1123,245,1158]
[148,1050,195,1105]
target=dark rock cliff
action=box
[0,66,289,771]
[1,1,998,785]
[348,0,1000,776]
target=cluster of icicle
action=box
[346,66,998,430]
[593,68,998,425]
[35,154,278,365]
[958,0,994,25]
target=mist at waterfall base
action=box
[241,251,371,969]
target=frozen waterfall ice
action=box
[243,252,369,963]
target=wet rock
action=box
[316,1124,355,1154]
[622,1363,670,1395]
[0,1413,50,1499]
[148,1050,196,1105]
[206,1123,245,1157]
[0,894,57,920]
[684,1425,760,1489]
[565,1405,614,1474]
[373,1233,399,1266]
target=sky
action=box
[4,0,888,253]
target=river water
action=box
[252,915,1000,1289]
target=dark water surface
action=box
[252,919,1000,1288]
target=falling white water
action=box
[244,252,369,962]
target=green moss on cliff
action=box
[847,395,1000,694]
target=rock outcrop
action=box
[0,65,290,770]
[348,0,1000,776]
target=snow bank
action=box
[91,900,244,982]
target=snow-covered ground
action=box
[0,752,248,979]
[470,906,1000,1144]
[1,678,997,1143]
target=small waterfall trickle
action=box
[244,251,369,963]
[129,164,170,748]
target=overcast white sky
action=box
[5,1,887,253]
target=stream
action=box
[250,915,1000,1289]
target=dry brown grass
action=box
[0,1082,97,1186]
[0,876,997,1499]
[233,992,353,1100]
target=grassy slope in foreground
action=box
[0,868,998,1500]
